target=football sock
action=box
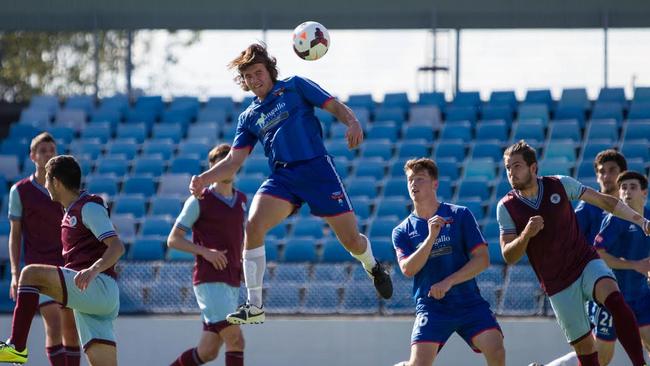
[10,286,40,351]
[171,348,204,366]
[65,345,81,366]
[46,344,65,366]
[225,351,244,366]
[603,291,645,366]
[243,246,266,308]
[350,234,377,272]
[576,352,599,366]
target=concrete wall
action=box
[0,315,637,365]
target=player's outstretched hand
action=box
[523,215,544,239]
[203,249,228,271]
[74,267,99,292]
[428,279,452,300]
[9,274,18,301]
[189,175,204,199]
[346,121,363,149]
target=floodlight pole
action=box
[603,13,609,88]
[126,30,133,101]
[454,28,460,97]
[93,29,100,102]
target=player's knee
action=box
[198,343,220,362]
[223,329,245,351]
[19,264,40,284]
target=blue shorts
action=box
[411,301,502,352]
[58,267,119,350]
[193,282,240,326]
[590,292,650,341]
[258,156,353,217]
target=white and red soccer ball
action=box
[292,21,330,61]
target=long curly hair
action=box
[228,43,279,91]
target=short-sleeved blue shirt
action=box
[594,208,650,302]
[392,203,488,311]
[575,200,606,245]
[233,76,334,166]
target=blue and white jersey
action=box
[594,208,650,303]
[392,203,488,310]
[575,200,606,245]
[233,76,334,166]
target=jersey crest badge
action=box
[550,193,561,204]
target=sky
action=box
[129,28,650,103]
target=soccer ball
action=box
[292,21,330,61]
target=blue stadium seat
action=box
[178,141,210,158]
[436,178,453,201]
[581,140,615,161]
[585,120,618,143]
[152,124,183,143]
[495,179,512,198]
[47,126,76,144]
[315,107,335,125]
[548,120,581,142]
[437,159,460,180]
[433,143,465,162]
[346,94,374,110]
[373,238,397,263]
[96,158,129,176]
[397,140,429,159]
[488,90,517,109]
[341,283,379,314]
[457,178,491,200]
[111,214,136,242]
[455,199,484,220]
[633,87,650,102]
[329,124,348,140]
[591,102,623,123]
[346,177,377,198]
[125,108,157,128]
[267,222,287,239]
[149,196,183,217]
[85,175,118,196]
[543,141,576,161]
[628,102,650,121]
[91,108,121,127]
[237,176,264,195]
[511,120,545,145]
[597,87,626,104]
[487,242,506,265]
[382,177,408,198]
[187,123,219,141]
[554,104,586,128]
[116,124,147,143]
[0,140,29,161]
[265,239,279,261]
[464,159,497,180]
[538,159,573,176]
[403,124,435,142]
[142,140,175,160]
[129,238,165,260]
[9,124,40,141]
[244,157,271,176]
[576,161,596,179]
[122,176,156,196]
[620,142,650,161]
[560,88,589,110]
[374,106,405,125]
[452,91,481,108]
[481,105,513,125]
[107,141,138,160]
[366,123,399,140]
[524,89,553,108]
[417,92,446,110]
[517,103,549,124]
[206,96,235,114]
[302,284,340,314]
[383,92,410,109]
[321,238,352,262]
[445,106,477,124]
[134,96,164,114]
[132,157,165,177]
[19,109,52,127]
[326,140,357,160]
[291,217,324,239]
[622,122,650,143]
[408,106,441,126]
[354,158,386,179]
[375,197,409,218]
[351,107,370,127]
[283,239,317,262]
[169,157,202,175]
[112,195,146,218]
[368,217,397,239]
[362,140,394,159]
[197,107,227,123]
[64,95,94,113]
[351,196,372,220]
[471,142,502,161]
[440,121,472,140]
[81,123,111,143]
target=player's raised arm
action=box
[580,188,650,235]
[323,99,363,149]
[396,215,447,277]
[190,148,249,197]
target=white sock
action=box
[349,234,377,272]
[546,352,578,366]
[243,246,266,308]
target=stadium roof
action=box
[4,0,650,31]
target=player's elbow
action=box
[399,262,415,278]
[502,251,520,265]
